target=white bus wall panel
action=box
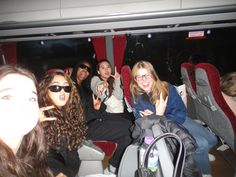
[182,0,236,9]
[0,0,236,23]
[60,0,181,19]
[0,0,60,23]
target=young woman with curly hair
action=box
[0,64,53,177]
[38,70,87,177]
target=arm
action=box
[84,94,107,122]
[90,76,104,95]
[131,95,155,119]
[90,76,108,101]
[131,96,142,119]
[164,85,186,124]
[112,78,124,100]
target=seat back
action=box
[180,62,198,119]
[121,65,132,111]
[64,67,73,76]
[77,140,105,176]
[195,63,236,151]
[78,140,117,176]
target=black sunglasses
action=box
[78,64,91,73]
[48,85,72,93]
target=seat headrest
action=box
[181,62,196,91]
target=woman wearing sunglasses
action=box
[38,70,87,177]
[71,60,133,174]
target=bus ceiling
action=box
[0,0,236,42]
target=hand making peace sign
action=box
[39,105,57,122]
[92,93,102,110]
[155,92,168,116]
[110,66,120,80]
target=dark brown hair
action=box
[0,64,53,177]
[96,59,114,97]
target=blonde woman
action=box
[130,60,217,177]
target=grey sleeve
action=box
[112,78,123,100]
[90,76,105,95]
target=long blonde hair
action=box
[130,60,168,104]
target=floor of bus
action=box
[211,143,236,177]
[102,142,236,177]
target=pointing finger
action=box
[43,117,57,122]
[40,105,55,112]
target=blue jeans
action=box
[183,117,218,174]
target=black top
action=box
[46,145,80,177]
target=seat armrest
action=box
[78,140,105,160]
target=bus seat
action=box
[46,68,64,74]
[121,65,132,112]
[93,141,117,157]
[78,140,117,176]
[78,140,105,176]
[195,63,236,151]
[64,67,73,76]
[180,62,198,119]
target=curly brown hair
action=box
[38,71,87,151]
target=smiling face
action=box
[47,75,71,108]
[135,68,154,93]
[0,74,39,140]
[97,61,112,81]
[76,62,91,84]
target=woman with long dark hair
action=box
[0,64,53,177]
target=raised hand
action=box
[111,66,120,80]
[97,82,108,96]
[39,105,57,122]
[155,92,168,116]
[92,94,102,110]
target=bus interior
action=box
[1,1,236,177]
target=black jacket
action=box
[47,144,80,177]
[132,115,202,177]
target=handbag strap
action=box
[142,133,186,177]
